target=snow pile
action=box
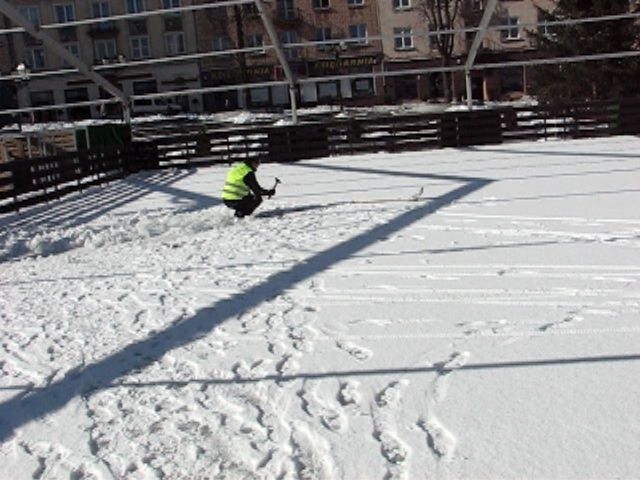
[0,207,239,261]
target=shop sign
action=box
[309,55,379,75]
[207,66,274,83]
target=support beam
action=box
[0,0,131,121]
[464,0,499,109]
[252,0,299,124]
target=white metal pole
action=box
[465,0,499,109]
[253,0,298,123]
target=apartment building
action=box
[0,0,563,117]
[194,0,384,110]
[379,0,557,103]
[0,0,202,121]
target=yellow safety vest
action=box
[221,162,253,200]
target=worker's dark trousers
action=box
[224,195,263,218]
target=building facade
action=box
[193,0,384,110]
[0,0,563,118]
[1,0,203,121]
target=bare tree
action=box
[417,0,463,101]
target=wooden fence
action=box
[1,98,639,213]
[0,142,158,213]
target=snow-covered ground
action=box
[1,136,639,479]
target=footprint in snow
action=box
[298,387,347,433]
[418,416,457,461]
[375,380,409,409]
[335,339,372,361]
[337,380,362,407]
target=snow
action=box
[1,136,640,479]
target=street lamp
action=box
[327,40,347,112]
[13,63,31,129]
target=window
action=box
[280,31,299,59]
[537,14,554,37]
[30,91,54,107]
[318,81,338,99]
[394,27,413,50]
[315,27,331,50]
[393,0,410,9]
[18,6,40,27]
[92,1,110,18]
[64,87,89,103]
[243,4,259,15]
[245,34,265,54]
[501,17,519,40]
[92,1,115,31]
[212,35,232,51]
[131,36,150,59]
[428,23,448,49]
[133,80,157,95]
[127,0,144,14]
[249,87,269,105]
[312,0,330,10]
[25,48,45,70]
[54,3,75,23]
[348,0,364,6]
[165,32,185,55]
[348,24,367,45]
[162,0,180,7]
[277,0,296,19]
[352,78,373,97]
[94,39,117,61]
[62,42,80,66]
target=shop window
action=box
[64,87,89,103]
[133,80,157,95]
[318,81,338,99]
[250,87,270,105]
[30,91,54,107]
[352,78,373,97]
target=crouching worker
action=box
[221,158,276,218]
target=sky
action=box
[1,135,639,479]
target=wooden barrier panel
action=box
[2,98,639,213]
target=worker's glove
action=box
[267,188,276,198]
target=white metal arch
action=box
[1,4,639,119]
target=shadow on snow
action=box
[0,164,491,441]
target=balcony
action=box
[88,21,118,38]
[58,26,77,42]
[164,15,183,32]
[23,33,43,46]
[128,19,147,35]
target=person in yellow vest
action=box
[221,158,276,218]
